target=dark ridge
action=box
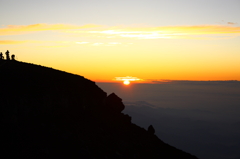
[0,60,198,159]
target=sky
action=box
[1,0,240,82]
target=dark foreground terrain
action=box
[0,60,198,158]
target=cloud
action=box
[91,42,123,46]
[105,42,122,46]
[108,42,121,45]
[227,22,238,25]
[115,76,142,82]
[0,40,28,44]
[149,80,240,84]
[0,23,101,35]
[76,42,89,44]
[124,101,157,108]
[65,25,240,40]
[0,39,127,47]
[39,45,70,48]
[92,42,104,46]
[0,40,72,45]
[1,23,240,40]
[87,25,240,39]
[148,79,173,84]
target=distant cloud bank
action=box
[1,23,240,40]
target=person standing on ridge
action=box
[11,54,15,61]
[0,52,3,60]
[5,50,10,60]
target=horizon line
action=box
[96,80,240,84]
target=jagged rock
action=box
[148,125,155,135]
[105,93,125,113]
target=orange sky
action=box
[1,0,240,82]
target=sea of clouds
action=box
[97,81,240,159]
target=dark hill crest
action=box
[0,60,198,159]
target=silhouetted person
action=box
[148,125,155,135]
[0,52,3,60]
[11,54,15,61]
[5,50,10,60]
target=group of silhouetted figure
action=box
[0,50,15,61]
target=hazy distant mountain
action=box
[0,60,198,158]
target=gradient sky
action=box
[1,0,240,82]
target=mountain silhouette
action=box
[0,60,198,159]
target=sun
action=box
[123,80,130,85]
[115,76,142,85]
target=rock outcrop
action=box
[0,60,198,159]
[105,93,125,113]
[148,125,155,135]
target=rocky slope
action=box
[0,60,198,158]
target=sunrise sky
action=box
[1,0,240,82]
